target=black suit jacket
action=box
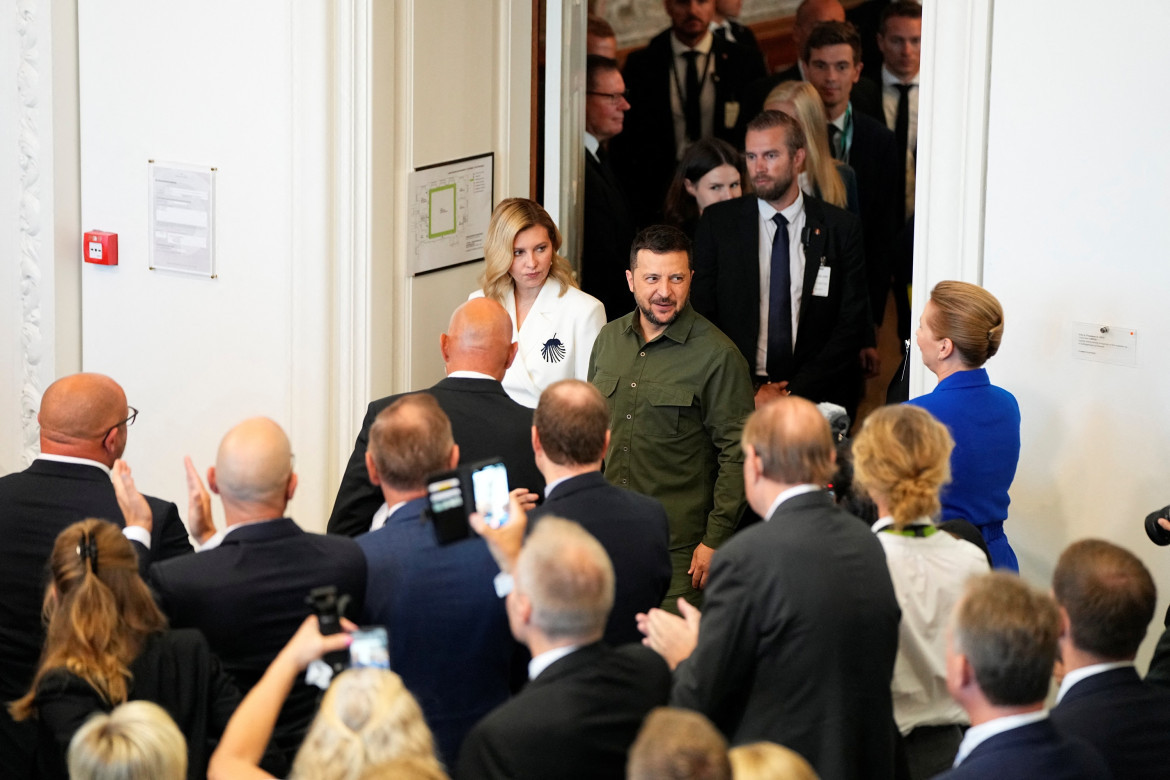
[455,642,671,780]
[692,194,869,413]
[33,629,240,780]
[846,110,901,327]
[0,459,191,777]
[672,491,900,780]
[740,65,884,130]
[581,150,636,321]
[935,719,1111,780]
[1049,666,1170,780]
[611,29,765,227]
[528,472,672,645]
[150,518,366,764]
[328,377,544,537]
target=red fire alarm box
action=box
[84,231,118,265]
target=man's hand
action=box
[859,347,882,378]
[753,381,788,409]
[511,490,540,513]
[688,542,715,589]
[112,459,153,533]
[636,599,702,670]
[183,456,217,545]
[469,489,531,574]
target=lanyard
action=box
[836,103,855,164]
[879,524,937,538]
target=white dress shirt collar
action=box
[763,483,822,521]
[882,64,919,87]
[528,644,580,680]
[953,710,1048,766]
[1055,661,1133,704]
[447,370,497,380]
[585,132,600,162]
[37,453,111,475]
[369,499,411,533]
[670,30,713,57]
[543,475,573,498]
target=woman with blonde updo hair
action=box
[763,81,859,215]
[852,404,989,780]
[908,280,1021,570]
[729,741,819,780]
[11,518,239,780]
[469,197,606,407]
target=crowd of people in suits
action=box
[3,1,1170,779]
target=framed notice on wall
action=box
[408,153,494,275]
[148,160,217,277]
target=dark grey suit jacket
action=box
[328,377,544,537]
[0,459,191,777]
[692,194,870,413]
[528,472,671,645]
[672,490,900,780]
[456,643,671,780]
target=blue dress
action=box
[906,368,1021,571]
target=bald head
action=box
[211,417,296,517]
[441,298,518,380]
[38,373,130,464]
[794,0,845,50]
[743,396,835,485]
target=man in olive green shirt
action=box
[588,225,755,609]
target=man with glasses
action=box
[0,372,193,776]
[582,54,637,321]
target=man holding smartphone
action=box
[355,394,514,766]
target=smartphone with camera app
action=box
[348,626,390,669]
[425,458,510,544]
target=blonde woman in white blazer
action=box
[469,198,607,408]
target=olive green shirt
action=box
[588,303,754,551]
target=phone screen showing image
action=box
[349,627,390,669]
[471,461,510,529]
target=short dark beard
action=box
[754,173,794,204]
[637,297,683,330]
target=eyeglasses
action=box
[587,90,631,105]
[104,406,138,440]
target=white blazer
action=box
[469,278,606,408]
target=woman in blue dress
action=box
[906,281,1021,570]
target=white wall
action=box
[66,0,532,533]
[972,0,1170,666]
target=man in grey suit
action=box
[638,396,900,780]
[527,379,672,645]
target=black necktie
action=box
[894,83,914,223]
[684,51,701,142]
[827,123,842,160]
[767,213,793,379]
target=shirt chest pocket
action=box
[642,383,696,438]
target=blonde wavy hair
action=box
[67,700,187,780]
[289,669,443,780]
[763,81,848,209]
[480,197,577,305]
[851,405,953,529]
[10,519,167,721]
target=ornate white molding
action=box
[17,0,44,466]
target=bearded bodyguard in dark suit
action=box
[692,110,869,416]
[328,298,544,537]
[0,373,193,776]
[610,0,765,228]
[637,397,900,780]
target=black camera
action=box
[306,585,351,675]
[1145,506,1170,546]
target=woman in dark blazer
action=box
[11,518,239,780]
[906,281,1021,571]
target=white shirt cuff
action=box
[493,572,514,598]
[122,525,152,549]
